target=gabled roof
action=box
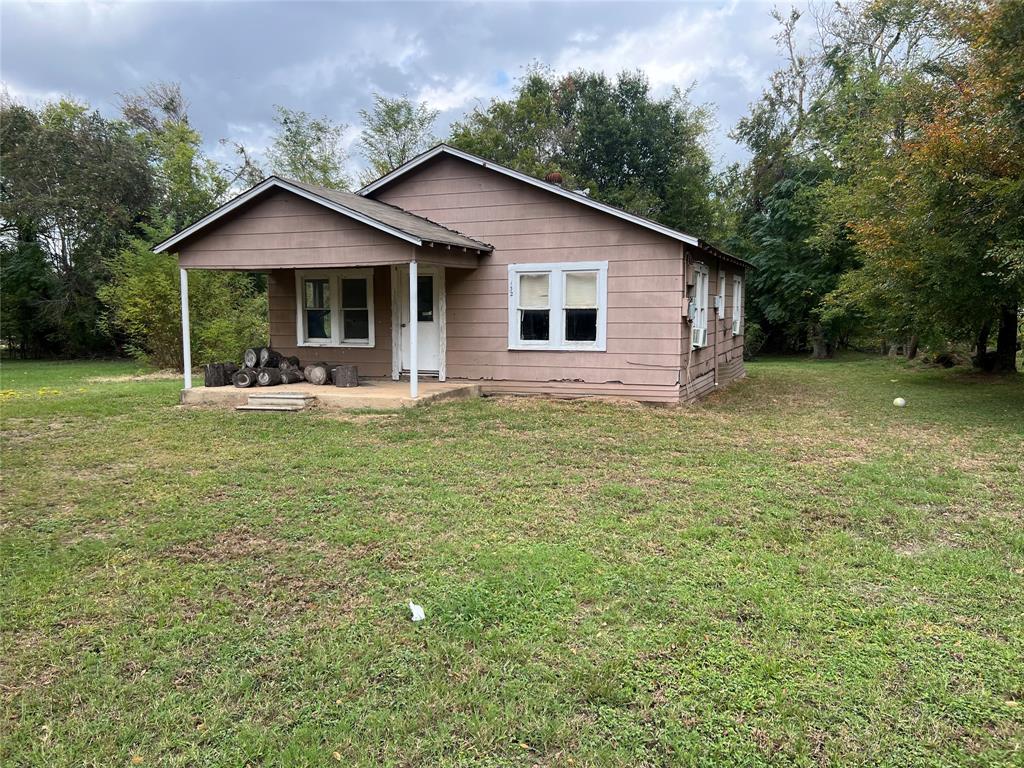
[359,145,705,246]
[153,175,493,254]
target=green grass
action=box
[1,355,1022,767]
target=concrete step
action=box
[237,392,316,412]
[236,403,308,412]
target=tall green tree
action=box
[821,0,1022,370]
[266,106,351,189]
[120,82,229,229]
[357,94,438,186]
[450,67,720,236]
[0,96,154,356]
[101,83,268,368]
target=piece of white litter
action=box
[893,397,907,407]
[409,602,425,622]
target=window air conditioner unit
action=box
[691,326,707,348]
[731,318,741,335]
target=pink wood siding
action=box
[679,252,747,401]
[373,156,686,400]
[267,267,393,378]
[177,189,418,270]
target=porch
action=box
[154,175,493,403]
[180,377,480,411]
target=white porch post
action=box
[408,260,418,398]
[179,267,192,390]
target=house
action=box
[155,144,750,404]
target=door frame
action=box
[390,264,446,382]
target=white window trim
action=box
[507,261,608,352]
[294,268,376,348]
[732,274,743,336]
[691,262,709,349]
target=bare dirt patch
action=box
[86,369,181,383]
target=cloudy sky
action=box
[1,1,802,172]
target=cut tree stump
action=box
[331,364,358,388]
[232,368,258,388]
[243,347,262,369]
[259,348,282,368]
[257,368,283,386]
[304,362,331,386]
[204,363,228,387]
[279,369,304,384]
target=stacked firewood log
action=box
[201,347,358,389]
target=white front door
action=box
[398,265,443,374]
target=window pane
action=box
[306,309,331,339]
[343,309,369,340]
[341,278,367,309]
[518,273,549,308]
[305,279,329,309]
[520,309,549,341]
[565,271,597,308]
[417,275,433,322]
[565,308,597,341]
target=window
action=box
[717,269,726,320]
[416,275,434,322]
[732,275,743,335]
[303,278,332,341]
[508,261,607,350]
[340,277,370,341]
[690,262,709,348]
[295,269,375,347]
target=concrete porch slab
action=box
[181,378,480,410]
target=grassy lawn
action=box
[1,356,1022,767]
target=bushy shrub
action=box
[742,322,766,360]
[100,231,267,368]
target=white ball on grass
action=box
[893,397,907,407]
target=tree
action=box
[727,0,1012,363]
[120,82,229,229]
[101,83,270,368]
[266,106,351,189]
[450,66,719,236]
[99,226,267,368]
[729,8,849,356]
[358,94,438,185]
[820,0,1022,370]
[0,95,154,356]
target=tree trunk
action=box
[809,323,834,359]
[232,368,258,388]
[972,319,995,371]
[304,362,331,386]
[993,302,1019,373]
[279,369,304,384]
[204,363,227,387]
[243,347,261,369]
[257,368,283,386]
[331,364,359,388]
[906,335,919,360]
[259,347,282,368]
[976,320,992,358]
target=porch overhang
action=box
[154,175,492,259]
[169,177,488,399]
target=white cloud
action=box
[2,80,80,107]
[414,76,494,113]
[552,1,776,96]
[268,23,426,96]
